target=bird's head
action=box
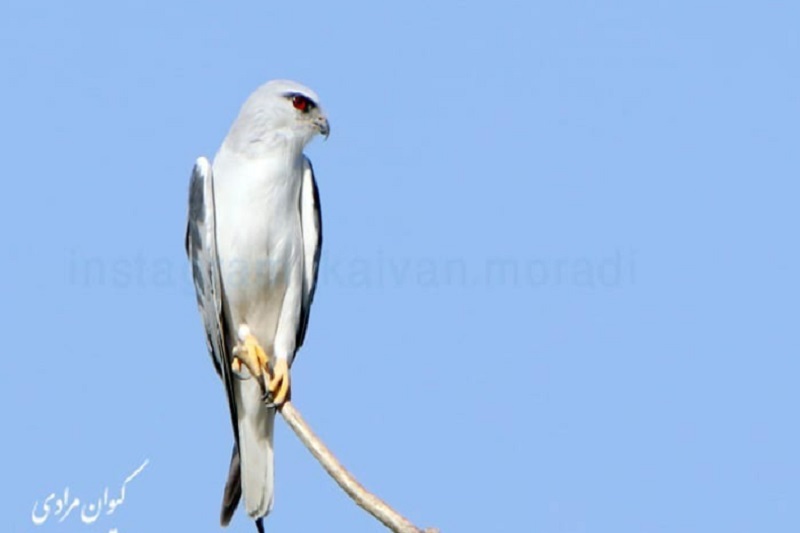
[226,79,329,154]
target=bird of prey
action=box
[185,80,328,531]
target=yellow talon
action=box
[232,334,269,381]
[267,358,291,406]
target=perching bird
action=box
[185,80,327,531]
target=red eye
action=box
[292,95,309,112]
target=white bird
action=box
[185,80,328,531]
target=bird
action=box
[185,80,328,531]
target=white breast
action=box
[212,146,305,346]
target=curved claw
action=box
[230,356,252,381]
[232,335,270,394]
[265,358,291,407]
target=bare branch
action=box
[278,401,438,533]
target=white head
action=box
[223,79,329,156]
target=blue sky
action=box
[2,1,798,532]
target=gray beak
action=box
[315,116,330,139]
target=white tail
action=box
[234,376,276,519]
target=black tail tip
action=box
[255,517,265,533]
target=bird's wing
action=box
[185,157,240,445]
[296,157,323,351]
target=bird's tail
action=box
[222,376,276,526]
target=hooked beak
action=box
[314,116,330,139]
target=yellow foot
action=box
[231,330,269,393]
[266,358,291,407]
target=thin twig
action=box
[278,401,438,533]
